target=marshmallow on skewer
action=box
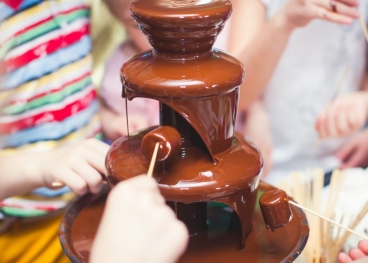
[259,190,293,231]
[141,126,182,161]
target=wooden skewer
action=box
[338,201,368,246]
[359,15,368,43]
[288,200,368,241]
[314,67,350,148]
[51,182,65,188]
[147,142,160,177]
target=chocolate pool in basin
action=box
[59,0,309,262]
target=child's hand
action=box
[91,176,188,263]
[35,138,109,195]
[335,129,368,169]
[279,0,359,30]
[315,92,368,139]
[242,101,273,177]
[338,240,368,263]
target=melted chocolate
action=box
[141,126,182,161]
[61,182,309,263]
[106,128,262,245]
[259,190,293,232]
[122,0,244,159]
[60,1,308,262]
[106,0,262,248]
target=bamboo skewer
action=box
[147,142,160,177]
[288,200,368,241]
[331,67,350,101]
[359,15,368,43]
[280,169,368,262]
[314,67,350,149]
[337,201,368,247]
[51,181,65,188]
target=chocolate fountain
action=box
[59,1,309,262]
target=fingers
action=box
[42,139,109,195]
[358,240,368,255]
[82,139,110,175]
[51,168,89,196]
[339,145,365,168]
[316,97,366,139]
[82,147,107,175]
[84,138,110,156]
[315,0,360,17]
[338,247,368,263]
[312,5,353,24]
[336,0,359,6]
[72,162,104,194]
[335,139,355,161]
[338,252,353,263]
[349,248,367,260]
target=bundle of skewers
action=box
[277,169,368,263]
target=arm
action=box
[0,139,109,200]
[229,0,359,110]
[242,101,273,177]
[228,0,293,109]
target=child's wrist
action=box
[272,9,297,35]
[23,152,47,188]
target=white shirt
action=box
[218,0,368,185]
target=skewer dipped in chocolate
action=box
[260,189,368,241]
[141,126,182,161]
[259,190,293,231]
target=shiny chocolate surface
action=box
[59,182,309,263]
[259,190,293,231]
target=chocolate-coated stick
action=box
[288,200,368,241]
[147,142,160,177]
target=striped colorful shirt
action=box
[0,0,101,217]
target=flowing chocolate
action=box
[141,126,182,161]
[259,190,293,231]
[61,182,309,263]
[105,0,263,248]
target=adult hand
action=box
[35,138,109,195]
[90,176,189,263]
[338,240,368,263]
[316,92,368,139]
[242,101,273,177]
[335,129,368,169]
[278,0,359,30]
